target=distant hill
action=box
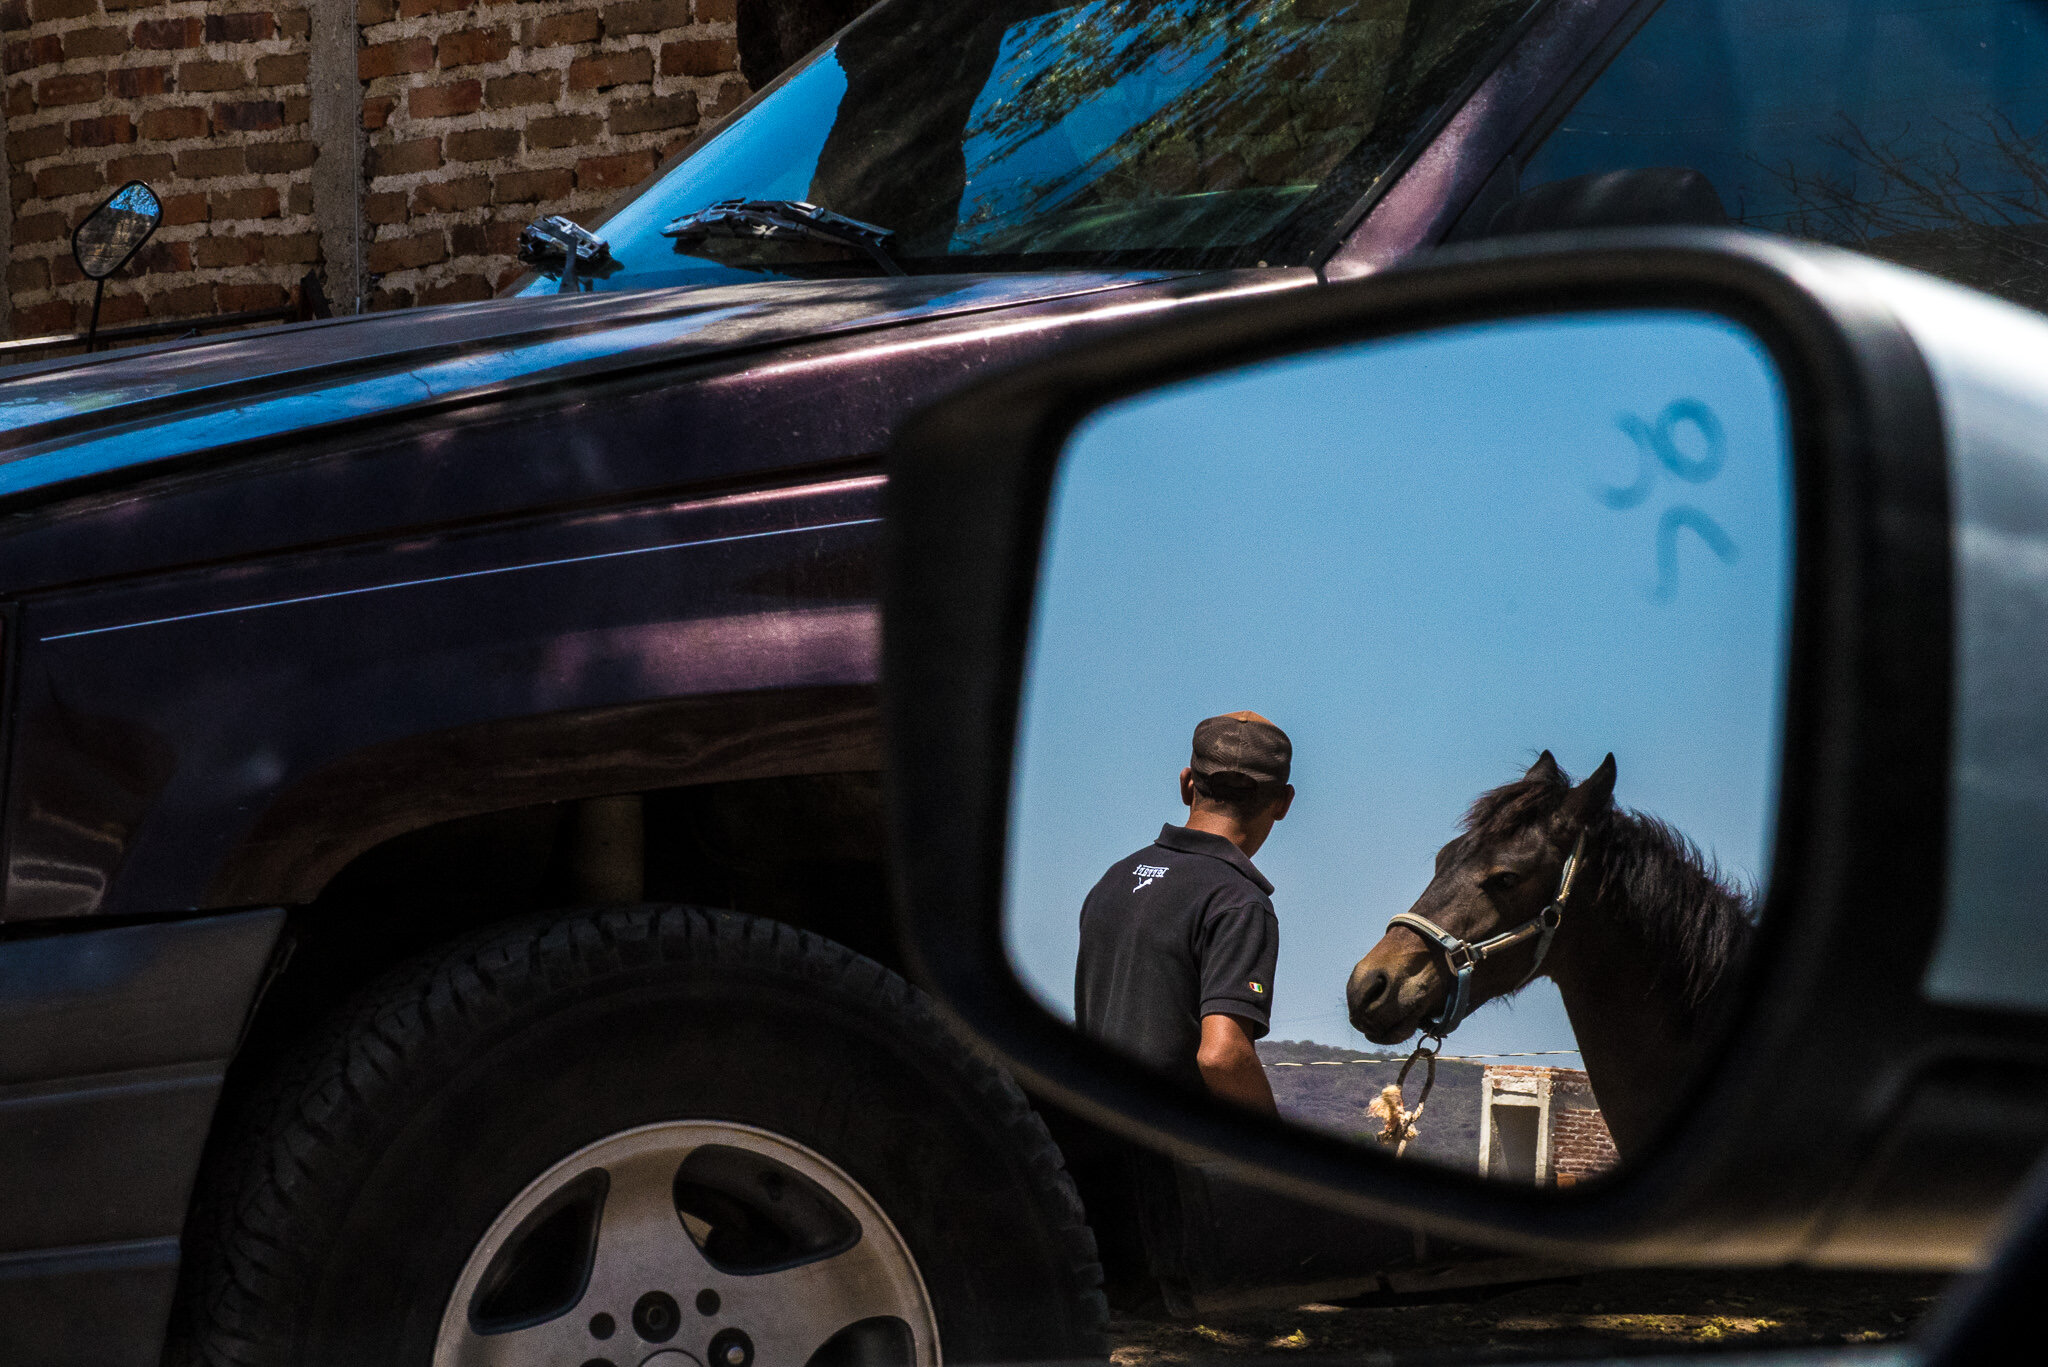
[1257,1038,1484,1172]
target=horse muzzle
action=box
[1346,952,1445,1044]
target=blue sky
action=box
[1004,312,1793,1067]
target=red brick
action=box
[52,257,90,292]
[102,0,168,11]
[106,153,174,183]
[368,135,441,176]
[702,80,744,120]
[33,161,101,197]
[71,115,137,148]
[609,91,697,135]
[256,52,310,85]
[159,192,207,225]
[492,167,573,203]
[568,50,651,91]
[288,182,314,214]
[3,34,59,73]
[363,190,407,224]
[61,25,127,59]
[35,71,104,107]
[525,114,600,150]
[261,233,321,266]
[531,11,596,44]
[30,0,93,19]
[693,0,735,19]
[5,83,29,118]
[210,186,281,220]
[366,286,414,312]
[660,37,737,78]
[409,80,480,119]
[16,213,73,245]
[366,229,447,272]
[213,100,285,132]
[131,239,192,273]
[246,140,316,173]
[445,126,516,161]
[576,150,655,191]
[139,106,208,141]
[484,71,558,107]
[7,123,66,163]
[399,0,469,14]
[132,17,205,49]
[204,12,276,43]
[359,36,432,80]
[411,175,489,213]
[437,25,509,67]
[356,0,394,23]
[285,94,311,125]
[96,292,150,328]
[195,235,264,268]
[421,276,494,305]
[451,218,522,256]
[149,283,217,319]
[7,257,48,292]
[278,6,309,39]
[178,60,249,93]
[220,282,292,313]
[109,66,173,99]
[602,0,690,34]
[361,96,396,130]
[17,301,80,336]
[176,145,245,178]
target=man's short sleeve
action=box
[1195,897,1279,1036]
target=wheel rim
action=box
[433,1121,940,1367]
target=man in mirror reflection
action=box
[1076,712,1295,1113]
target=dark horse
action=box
[1346,752,1754,1155]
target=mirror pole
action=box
[84,277,105,355]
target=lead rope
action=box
[1378,1037,1439,1157]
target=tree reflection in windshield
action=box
[568,0,1540,288]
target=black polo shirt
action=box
[1075,824,1279,1088]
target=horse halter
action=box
[1384,829,1587,1041]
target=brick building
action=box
[1477,1063,1620,1186]
[0,0,867,340]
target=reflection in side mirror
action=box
[1005,311,1792,1185]
[70,180,162,353]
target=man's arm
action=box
[1197,1013,1277,1114]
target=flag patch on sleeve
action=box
[1249,981,1265,994]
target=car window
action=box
[526,0,1542,293]
[1518,0,2048,312]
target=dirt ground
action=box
[1111,1267,1950,1365]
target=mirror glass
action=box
[73,181,162,280]
[1005,311,1792,1185]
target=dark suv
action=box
[5,2,2044,1365]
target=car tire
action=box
[172,906,1108,1366]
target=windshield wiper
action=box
[661,200,907,277]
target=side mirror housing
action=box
[882,229,2048,1269]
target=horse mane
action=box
[1459,766,1756,1013]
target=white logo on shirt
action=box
[1131,863,1169,892]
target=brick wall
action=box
[2,0,753,338]
[1551,1106,1619,1182]
[356,0,744,310]
[3,0,317,337]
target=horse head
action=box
[1346,751,1616,1044]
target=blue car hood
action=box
[0,272,1175,503]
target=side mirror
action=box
[70,180,161,351]
[884,230,2048,1268]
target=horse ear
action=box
[1525,750,1564,784]
[1560,752,1618,827]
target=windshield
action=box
[521,0,1541,294]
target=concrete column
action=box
[307,0,365,314]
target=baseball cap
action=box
[1191,712,1292,792]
